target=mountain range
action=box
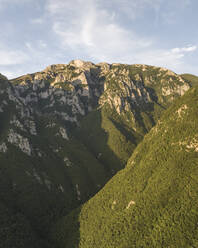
[0,60,197,247]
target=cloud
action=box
[0,69,21,79]
[48,0,153,63]
[0,0,32,4]
[44,0,197,75]
[0,0,196,78]
[110,0,162,19]
[136,49,183,67]
[46,0,73,14]
[0,39,49,78]
[38,40,47,48]
[171,46,197,53]
[133,45,197,73]
[25,40,47,51]
[30,18,44,24]
[0,0,32,9]
[0,49,29,66]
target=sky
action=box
[0,0,197,79]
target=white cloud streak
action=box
[171,46,197,53]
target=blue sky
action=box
[0,0,197,78]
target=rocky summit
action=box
[0,60,196,248]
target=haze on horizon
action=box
[0,0,197,79]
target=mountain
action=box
[52,84,198,248]
[0,61,193,247]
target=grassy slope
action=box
[181,74,198,87]
[73,106,142,177]
[52,86,198,248]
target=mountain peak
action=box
[68,59,95,68]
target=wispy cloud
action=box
[0,48,29,66]
[0,69,22,79]
[0,45,30,78]
[47,0,153,63]
[134,45,197,73]
[171,45,197,53]
[45,0,196,74]
[0,0,32,9]
[30,18,44,24]
[0,0,197,78]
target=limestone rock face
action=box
[0,61,191,158]
[5,62,190,147]
[69,59,94,69]
[0,143,7,153]
[11,61,190,119]
[7,129,32,155]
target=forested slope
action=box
[52,86,198,248]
